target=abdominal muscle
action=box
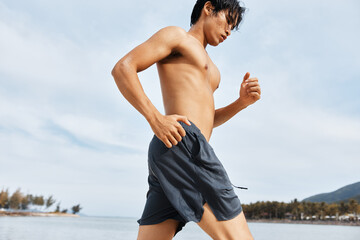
[158,64,216,142]
[164,95,215,142]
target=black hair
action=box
[190,0,246,30]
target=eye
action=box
[226,18,233,30]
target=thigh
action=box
[137,219,180,240]
[197,203,254,240]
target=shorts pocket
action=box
[181,131,200,158]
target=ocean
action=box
[0,216,359,240]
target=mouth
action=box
[221,35,227,41]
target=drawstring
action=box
[232,183,248,190]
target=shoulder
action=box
[151,26,188,45]
[156,26,187,37]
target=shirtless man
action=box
[112,1,260,239]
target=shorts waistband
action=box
[178,120,201,135]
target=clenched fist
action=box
[239,72,261,107]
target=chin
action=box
[209,40,220,47]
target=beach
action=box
[0,211,78,217]
[1,216,359,240]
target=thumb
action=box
[177,115,191,126]
[243,72,250,82]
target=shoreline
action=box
[247,219,360,226]
[0,211,79,217]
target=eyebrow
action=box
[226,16,235,30]
[226,11,237,30]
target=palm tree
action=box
[71,204,82,214]
[348,199,358,216]
[46,196,56,210]
[9,189,23,210]
[0,189,9,209]
[339,201,349,216]
[319,202,328,220]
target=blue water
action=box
[0,216,359,240]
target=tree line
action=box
[0,188,82,214]
[242,198,359,221]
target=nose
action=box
[225,28,231,37]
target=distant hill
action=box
[302,182,360,203]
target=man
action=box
[112,0,260,239]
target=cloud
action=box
[0,0,359,217]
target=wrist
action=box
[145,109,162,125]
[235,98,248,110]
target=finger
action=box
[168,135,178,146]
[170,125,183,142]
[245,77,258,83]
[176,124,186,137]
[243,72,250,82]
[245,82,259,88]
[245,84,260,94]
[249,92,261,99]
[162,138,172,148]
[177,115,191,126]
[173,131,182,142]
[247,86,261,93]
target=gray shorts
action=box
[137,121,242,236]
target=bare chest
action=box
[159,41,221,92]
[204,58,221,91]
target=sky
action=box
[0,0,359,217]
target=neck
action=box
[188,23,208,48]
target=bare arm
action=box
[111,26,191,148]
[213,72,261,128]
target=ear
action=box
[203,1,214,16]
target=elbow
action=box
[111,59,127,78]
[111,66,116,77]
[112,58,136,92]
[112,58,137,82]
